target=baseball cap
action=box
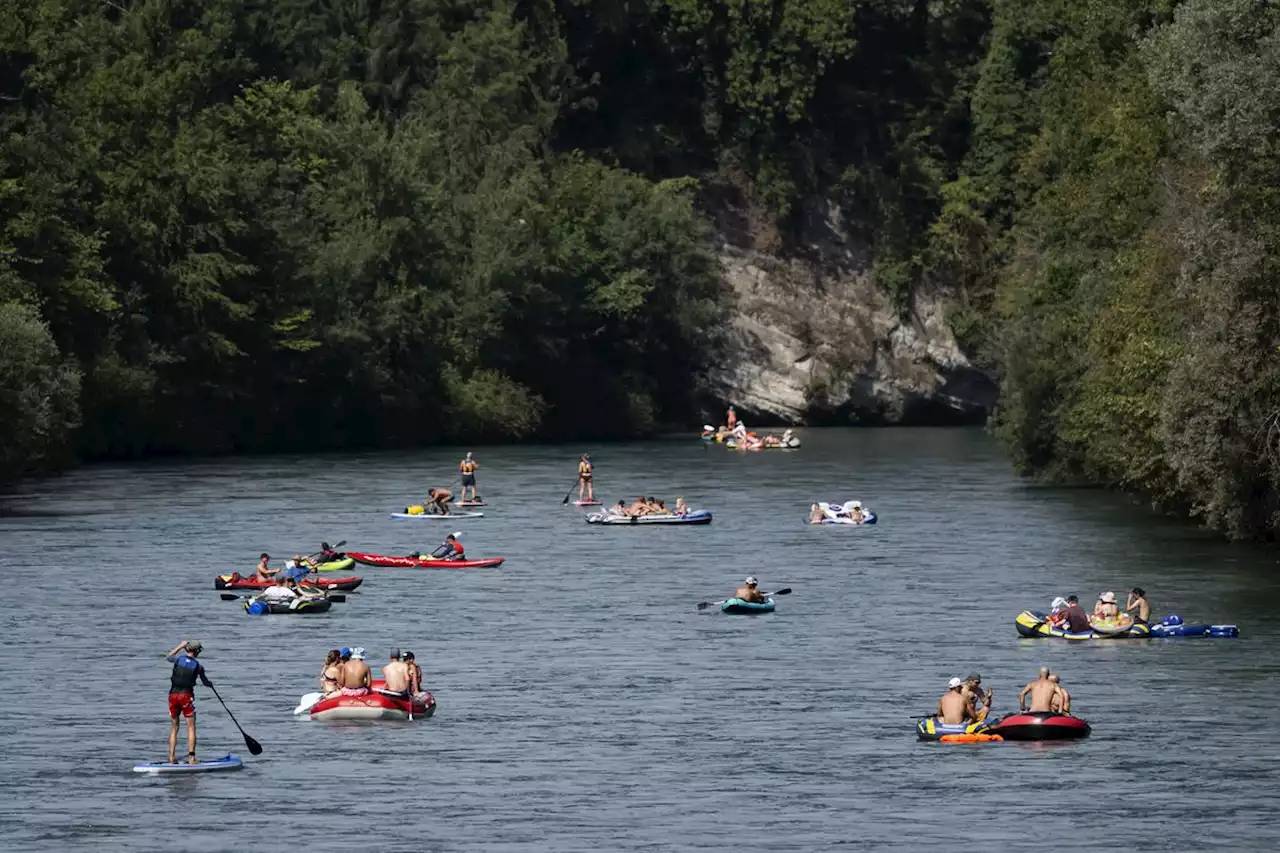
[745,576,758,586]
[403,651,415,660]
[185,640,203,653]
[350,648,366,660]
[339,647,352,658]
[948,676,962,689]
[451,531,462,539]
[965,673,981,683]
[389,648,401,659]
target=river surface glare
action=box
[2,428,1279,851]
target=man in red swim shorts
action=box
[165,639,212,764]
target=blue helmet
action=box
[1163,614,1183,626]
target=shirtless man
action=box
[961,673,993,722]
[628,496,649,516]
[937,677,976,725]
[1048,674,1071,713]
[1126,587,1151,624]
[425,488,453,516]
[380,649,410,697]
[734,576,767,603]
[1018,667,1061,713]
[253,553,275,582]
[808,504,825,524]
[339,648,371,696]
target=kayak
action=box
[726,437,800,449]
[572,500,602,507]
[215,573,363,592]
[310,688,436,722]
[133,754,243,774]
[244,597,333,615]
[988,712,1091,741]
[391,510,484,519]
[1016,610,1239,639]
[585,510,713,525]
[314,557,356,573]
[721,597,775,614]
[347,551,505,569]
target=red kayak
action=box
[310,680,436,721]
[988,711,1091,741]
[347,551,505,569]
[214,572,363,592]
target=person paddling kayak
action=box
[164,640,212,765]
[430,532,465,561]
[577,455,594,503]
[734,576,767,603]
[459,453,480,502]
[252,553,276,582]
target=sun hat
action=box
[1100,591,1117,604]
[948,677,962,689]
[1051,596,1066,610]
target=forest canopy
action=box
[4,0,1280,539]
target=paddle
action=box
[204,678,262,755]
[561,480,581,505]
[305,540,347,565]
[696,588,792,610]
[293,691,323,716]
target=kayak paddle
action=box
[293,692,324,715]
[205,679,262,755]
[305,540,347,561]
[696,588,792,610]
[219,592,346,603]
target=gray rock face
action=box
[709,235,997,427]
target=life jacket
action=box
[460,460,476,474]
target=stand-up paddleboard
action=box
[133,754,243,774]
[390,511,484,519]
[454,500,486,507]
[572,500,602,507]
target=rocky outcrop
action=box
[704,192,997,426]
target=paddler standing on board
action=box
[726,405,738,430]
[459,452,480,503]
[164,640,212,765]
[577,454,594,503]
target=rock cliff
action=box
[703,191,997,427]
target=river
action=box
[1,427,1278,851]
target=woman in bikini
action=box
[319,649,342,696]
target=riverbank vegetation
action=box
[3,0,1278,538]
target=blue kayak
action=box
[133,754,243,774]
[722,597,775,614]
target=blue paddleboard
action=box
[132,754,243,774]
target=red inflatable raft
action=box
[988,711,1091,741]
[347,552,505,569]
[310,680,436,722]
[214,573,363,592]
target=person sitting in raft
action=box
[319,650,342,697]
[731,422,747,440]
[608,500,630,517]
[674,497,689,516]
[734,576,767,603]
[379,648,410,698]
[1048,674,1071,713]
[260,575,300,605]
[404,650,427,702]
[1046,596,1069,628]
[339,648,371,696]
[577,455,594,503]
[253,553,276,582]
[1061,595,1091,633]
[937,677,977,725]
[627,496,649,516]
[1126,587,1151,624]
[960,673,993,722]
[430,532,465,561]
[1018,667,1063,713]
[1093,591,1121,620]
[424,487,453,515]
[848,501,866,523]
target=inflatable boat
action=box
[313,557,356,573]
[215,572,363,592]
[309,686,436,722]
[244,597,333,615]
[585,510,713,525]
[916,716,994,741]
[348,551,505,569]
[809,501,877,525]
[1016,610,1238,639]
[988,711,1091,741]
[721,597,775,614]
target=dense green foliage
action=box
[4,0,1280,538]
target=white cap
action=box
[451,531,462,539]
[948,677,962,689]
[350,648,366,661]
[745,576,758,586]
[851,500,862,509]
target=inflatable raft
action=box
[1016,610,1238,639]
[810,501,877,525]
[348,551,505,569]
[721,597,775,614]
[916,716,993,741]
[988,711,1091,741]
[310,688,436,722]
[244,597,333,615]
[215,572,362,592]
[585,510,713,525]
[313,557,355,573]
